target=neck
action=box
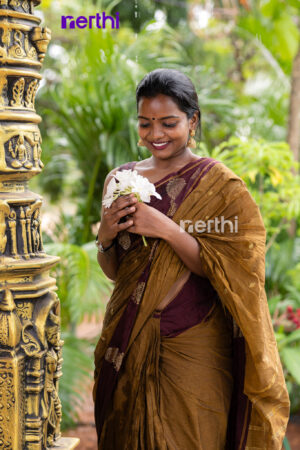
[150,148,195,170]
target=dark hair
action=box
[136,68,201,139]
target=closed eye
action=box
[139,123,177,128]
[163,123,177,127]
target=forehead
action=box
[138,94,184,117]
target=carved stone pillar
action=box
[0,1,79,449]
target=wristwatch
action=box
[95,236,115,253]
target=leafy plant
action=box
[197,137,300,243]
[59,332,95,430]
[43,237,113,428]
[44,240,112,329]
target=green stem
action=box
[283,436,291,450]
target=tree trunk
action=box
[287,43,300,164]
[287,43,300,237]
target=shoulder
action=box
[209,158,263,218]
[207,158,246,187]
[134,158,152,169]
[197,157,254,204]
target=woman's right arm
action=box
[96,168,138,281]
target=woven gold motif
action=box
[166,177,186,217]
[132,281,146,305]
[105,347,125,372]
[167,200,177,217]
[190,165,202,181]
[118,230,131,250]
[166,177,186,200]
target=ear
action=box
[188,111,199,131]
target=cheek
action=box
[173,124,189,139]
[138,126,148,136]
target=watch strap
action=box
[95,236,115,253]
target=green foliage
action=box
[266,238,300,298]
[276,330,300,412]
[238,0,300,74]
[44,238,113,429]
[42,28,140,244]
[199,137,300,241]
[265,239,300,412]
[110,0,189,32]
[59,332,95,430]
[44,241,113,328]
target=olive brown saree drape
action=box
[93,158,290,449]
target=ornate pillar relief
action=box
[0,1,79,448]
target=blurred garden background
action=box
[33,0,300,448]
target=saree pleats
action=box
[98,317,167,450]
[159,301,233,450]
[99,300,233,450]
[94,158,290,449]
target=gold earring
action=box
[187,129,196,149]
[137,138,143,146]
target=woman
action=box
[93,69,290,449]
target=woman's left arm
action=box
[160,218,206,277]
[127,202,206,277]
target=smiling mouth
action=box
[151,142,170,150]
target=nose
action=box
[147,123,165,141]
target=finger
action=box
[116,205,136,221]
[113,194,137,211]
[118,218,134,231]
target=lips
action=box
[151,141,170,150]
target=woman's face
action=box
[137,93,198,159]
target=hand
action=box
[98,194,138,244]
[126,201,170,239]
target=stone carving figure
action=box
[9,134,33,169]
[41,308,62,447]
[31,208,40,252]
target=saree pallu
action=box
[93,158,290,449]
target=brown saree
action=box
[93,158,290,449]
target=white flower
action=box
[102,169,162,246]
[102,196,115,209]
[102,177,119,208]
[129,174,162,202]
[106,176,118,197]
[103,169,162,208]
[112,169,139,189]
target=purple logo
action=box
[61,12,120,29]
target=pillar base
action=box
[49,437,80,449]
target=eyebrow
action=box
[137,115,180,120]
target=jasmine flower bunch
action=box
[102,169,162,246]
